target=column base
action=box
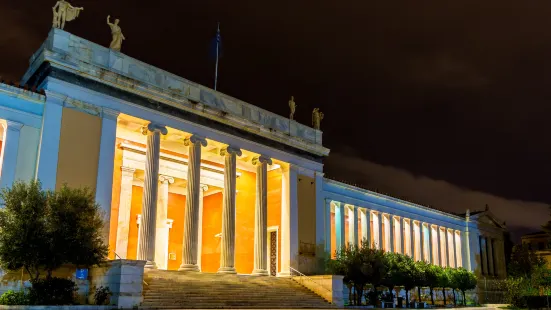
[277,271,292,278]
[144,260,157,269]
[251,269,269,276]
[217,267,237,274]
[178,264,200,272]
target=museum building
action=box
[0,28,507,285]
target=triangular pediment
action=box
[471,211,506,230]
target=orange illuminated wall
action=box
[267,169,282,273]
[108,137,124,259]
[201,192,223,272]
[167,192,186,270]
[126,186,143,260]
[234,169,256,274]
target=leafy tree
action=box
[452,267,477,306]
[424,264,443,305]
[382,252,406,302]
[399,255,417,307]
[438,267,452,306]
[508,244,546,282]
[414,261,429,304]
[0,181,108,281]
[448,268,461,306]
[0,181,49,281]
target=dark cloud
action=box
[0,0,550,239]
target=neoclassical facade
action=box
[0,28,506,279]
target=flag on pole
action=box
[213,22,221,90]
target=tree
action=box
[448,268,461,306]
[452,267,477,306]
[438,267,452,306]
[414,261,429,305]
[508,244,546,282]
[382,253,407,303]
[0,181,49,281]
[399,255,417,308]
[424,264,443,305]
[0,181,108,281]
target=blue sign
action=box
[76,269,88,280]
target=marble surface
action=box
[24,28,325,149]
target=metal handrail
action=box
[289,266,332,295]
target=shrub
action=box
[29,277,77,305]
[94,286,112,305]
[0,290,30,305]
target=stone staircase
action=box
[140,270,334,309]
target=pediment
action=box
[471,212,506,230]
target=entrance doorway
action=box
[267,226,278,276]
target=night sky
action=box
[1,1,550,241]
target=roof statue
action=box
[312,108,324,130]
[288,96,296,120]
[52,0,83,30]
[107,15,125,52]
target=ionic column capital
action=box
[159,175,175,184]
[141,123,168,135]
[252,155,272,166]
[220,146,242,157]
[184,135,208,147]
[200,184,209,192]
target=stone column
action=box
[252,155,272,276]
[137,123,167,269]
[487,238,495,276]
[179,135,207,271]
[429,225,435,265]
[436,226,441,266]
[401,218,407,255]
[421,223,427,262]
[349,206,359,246]
[480,236,488,275]
[443,227,449,267]
[324,200,332,254]
[377,212,383,250]
[388,215,394,253]
[360,209,370,247]
[336,203,345,249]
[218,146,242,274]
[94,108,120,243]
[155,175,174,270]
[410,220,415,259]
[0,121,23,190]
[197,184,207,271]
[452,230,458,268]
[36,92,64,190]
[115,167,136,259]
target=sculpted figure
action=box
[312,108,324,130]
[52,0,83,30]
[289,96,297,120]
[107,15,125,52]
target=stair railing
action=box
[289,266,333,303]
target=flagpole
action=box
[214,22,220,91]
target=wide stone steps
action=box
[141,270,334,309]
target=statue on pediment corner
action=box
[52,0,83,30]
[107,15,125,52]
[289,96,297,120]
[312,108,324,130]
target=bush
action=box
[94,286,112,305]
[29,277,77,305]
[0,290,30,305]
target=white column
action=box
[388,215,394,253]
[155,175,174,270]
[487,238,495,276]
[137,123,167,268]
[429,225,435,264]
[349,206,359,246]
[436,226,442,266]
[336,202,345,249]
[410,220,415,259]
[360,209,370,247]
[278,164,298,277]
[443,227,449,267]
[115,166,135,259]
[377,212,383,250]
[180,135,207,271]
[0,121,23,190]
[452,229,458,268]
[324,199,332,254]
[218,146,242,274]
[197,184,207,271]
[252,155,272,276]
[401,218,407,255]
[394,217,401,254]
[421,223,428,262]
[35,92,64,190]
[94,108,120,243]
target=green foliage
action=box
[0,181,108,281]
[424,264,443,305]
[0,290,30,305]
[508,244,546,280]
[501,277,527,308]
[29,277,77,305]
[94,286,112,305]
[452,267,477,306]
[0,181,49,281]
